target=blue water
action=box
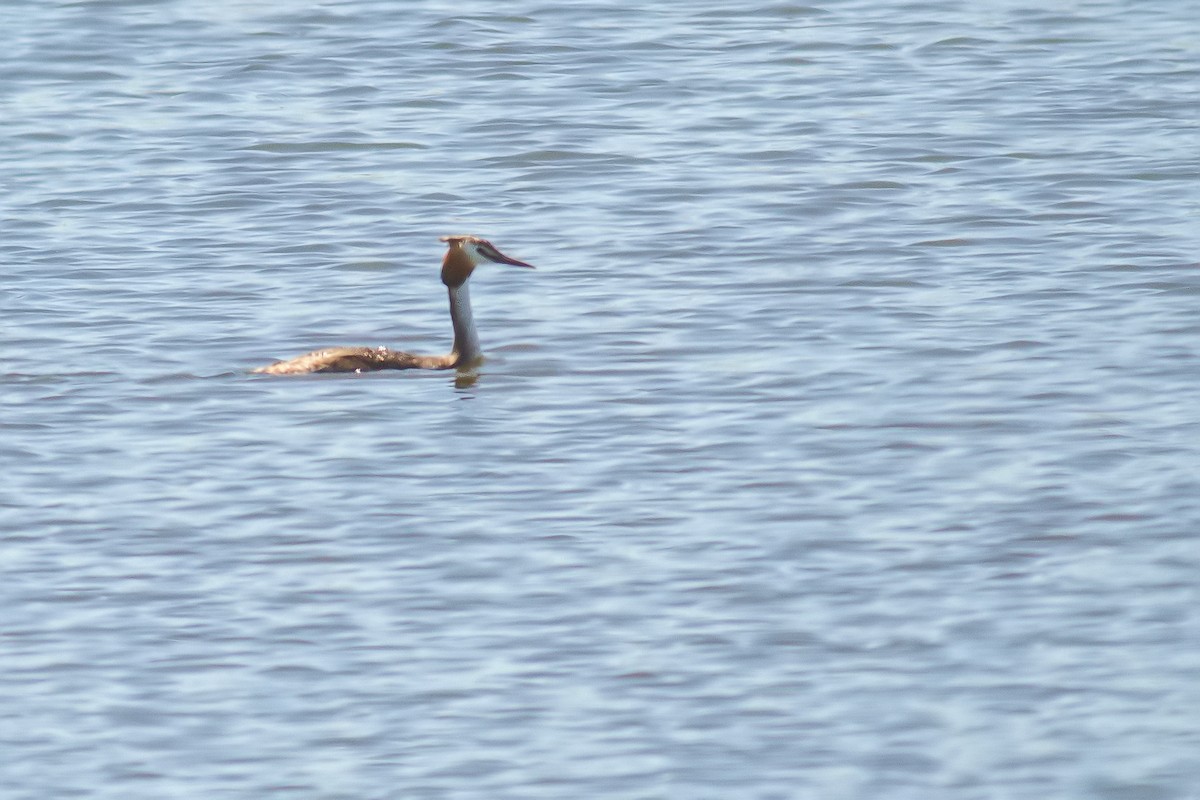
[3,1,1199,798]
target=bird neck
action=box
[448,282,481,365]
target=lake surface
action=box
[3,1,1198,798]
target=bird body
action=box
[253,235,533,376]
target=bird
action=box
[252,235,534,375]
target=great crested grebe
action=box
[252,235,534,375]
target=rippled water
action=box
[3,1,1199,798]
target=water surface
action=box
[3,1,1199,798]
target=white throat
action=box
[448,282,480,363]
